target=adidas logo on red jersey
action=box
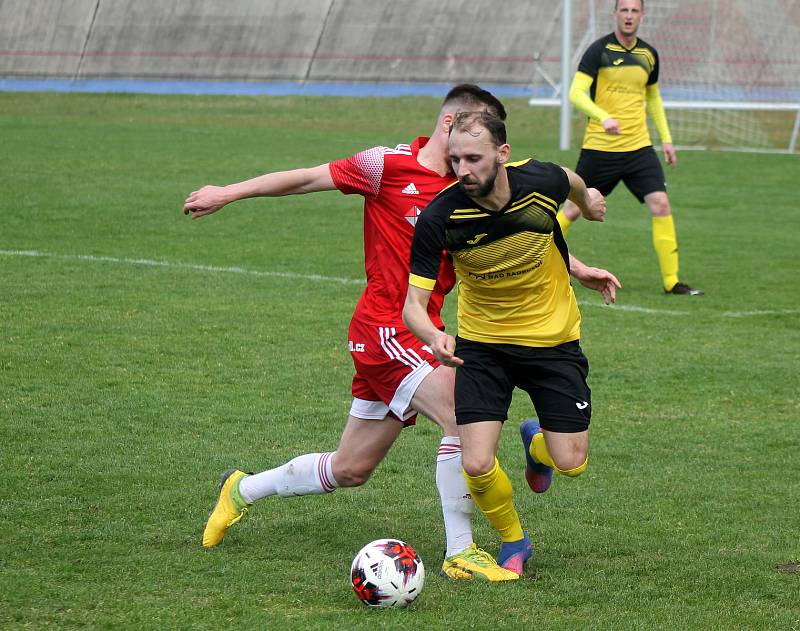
[402,183,420,195]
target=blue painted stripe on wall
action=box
[3,79,797,102]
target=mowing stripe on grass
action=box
[3,248,797,319]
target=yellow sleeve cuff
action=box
[569,72,611,123]
[409,273,436,291]
[646,83,673,144]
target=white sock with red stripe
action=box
[238,452,338,502]
[437,436,475,558]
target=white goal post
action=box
[530,0,800,153]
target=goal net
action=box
[530,0,800,153]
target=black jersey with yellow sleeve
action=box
[409,159,581,348]
[578,33,660,152]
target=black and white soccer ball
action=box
[350,538,425,608]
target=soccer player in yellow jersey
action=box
[558,0,703,295]
[403,111,620,575]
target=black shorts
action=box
[575,146,666,203]
[454,338,591,433]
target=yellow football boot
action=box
[440,544,520,581]
[202,469,250,548]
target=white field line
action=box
[0,248,364,286]
[2,249,798,319]
[576,301,688,316]
[719,309,800,318]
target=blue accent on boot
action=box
[520,418,553,493]
[497,532,532,576]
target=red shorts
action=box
[348,318,439,425]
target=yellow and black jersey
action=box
[409,159,580,348]
[578,33,660,152]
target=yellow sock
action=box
[531,432,555,467]
[531,433,588,477]
[556,209,574,236]
[652,214,679,290]
[559,457,588,477]
[463,459,524,543]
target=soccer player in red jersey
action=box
[185,85,619,580]
[185,85,521,580]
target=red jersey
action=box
[329,137,456,329]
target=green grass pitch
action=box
[1,92,798,630]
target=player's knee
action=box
[550,441,588,474]
[648,194,671,216]
[555,455,588,478]
[332,460,375,487]
[461,453,495,478]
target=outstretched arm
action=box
[403,284,463,367]
[183,163,336,219]
[561,167,606,222]
[569,254,622,304]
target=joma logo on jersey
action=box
[348,340,366,353]
[466,233,488,245]
[613,58,624,65]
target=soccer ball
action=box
[350,538,425,608]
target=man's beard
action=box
[459,163,498,199]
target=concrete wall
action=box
[1,0,798,97]
[0,0,559,85]
[307,1,560,84]
[79,0,332,81]
[0,0,98,78]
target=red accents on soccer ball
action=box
[350,539,425,608]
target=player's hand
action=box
[602,118,621,135]
[429,331,463,367]
[582,188,607,222]
[183,185,230,218]
[662,143,677,167]
[574,267,622,304]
